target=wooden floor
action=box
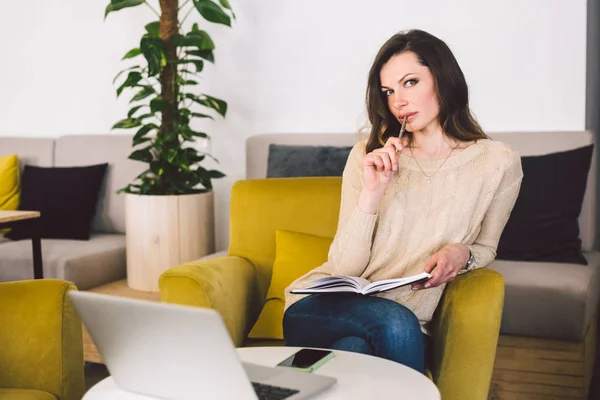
[82,280,160,364]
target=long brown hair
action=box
[365,29,488,153]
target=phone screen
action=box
[277,349,333,369]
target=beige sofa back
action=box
[0,137,54,169]
[246,131,596,251]
[0,134,143,234]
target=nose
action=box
[390,92,407,110]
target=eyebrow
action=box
[380,73,415,89]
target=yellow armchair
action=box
[0,280,85,400]
[159,177,504,400]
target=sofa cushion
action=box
[248,230,333,340]
[0,154,20,211]
[266,144,352,178]
[489,251,600,341]
[0,233,126,290]
[5,164,108,241]
[0,389,56,400]
[496,145,593,265]
[54,135,145,234]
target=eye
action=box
[405,79,418,87]
[382,89,393,96]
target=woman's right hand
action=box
[363,137,408,194]
[358,137,407,214]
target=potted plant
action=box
[105,0,234,291]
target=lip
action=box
[398,112,418,123]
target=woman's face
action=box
[380,51,440,133]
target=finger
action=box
[423,254,438,273]
[381,146,399,172]
[426,259,447,288]
[364,154,383,172]
[385,137,405,154]
[373,151,392,173]
[412,254,438,290]
[372,155,385,172]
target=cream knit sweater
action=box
[284,138,523,334]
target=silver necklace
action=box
[409,141,460,184]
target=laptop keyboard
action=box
[251,382,299,400]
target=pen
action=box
[399,116,407,140]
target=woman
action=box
[282,29,524,374]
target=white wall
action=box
[0,0,588,250]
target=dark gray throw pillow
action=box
[266,144,353,178]
[6,163,109,241]
[496,144,594,265]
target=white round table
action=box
[84,346,440,399]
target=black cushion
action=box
[6,163,109,241]
[496,145,594,265]
[266,144,352,178]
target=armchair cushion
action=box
[248,230,333,340]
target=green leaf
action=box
[105,0,144,19]
[133,123,158,145]
[133,137,152,146]
[134,113,154,121]
[140,36,165,76]
[127,105,145,118]
[176,59,204,73]
[218,0,236,20]
[113,65,141,84]
[145,21,160,38]
[122,48,141,60]
[187,93,227,117]
[186,49,214,63]
[130,86,156,102]
[172,30,214,50]
[208,169,225,178]
[117,71,142,97]
[112,118,142,129]
[180,126,207,140]
[181,79,198,86]
[129,146,154,163]
[191,112,214,120]
[150,97,170,113]
[193,0,231,26]
[191,130,208,138]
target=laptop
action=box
[70,291,336,400]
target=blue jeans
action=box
[283,293,427,373]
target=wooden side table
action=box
[0,210,43,279]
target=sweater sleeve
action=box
[465,148,524,270]
[327,141,379,276]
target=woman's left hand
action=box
[411,243,470,290]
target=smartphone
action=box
[276,349,335,372]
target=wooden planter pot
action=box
[125,191,215,292]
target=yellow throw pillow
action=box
[248,230,333,340]
[0,154,19,211]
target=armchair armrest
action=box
[430,268,505,400]
[159,256,260,347]
[0,279,85,400]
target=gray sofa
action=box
[246,130,599,398]
[0,134,142,290]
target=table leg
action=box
[31,223,43,279]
